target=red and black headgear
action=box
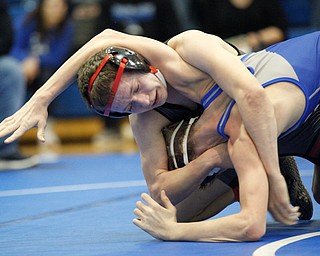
[87,46,157,118]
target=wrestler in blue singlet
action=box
[202,32,320,140]
[160,34,316,219]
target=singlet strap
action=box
[201,84,223,109]
[217,101,236,139]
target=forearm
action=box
[170,212,260,242]
[151,147,226,205]
[182,188,235,222]
[237,88,280,179]
[175,130,269,242]
[172,166,267,242]
[134,190,266,242]
[31,31,111,104]
[134,136,269,243]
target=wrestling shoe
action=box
[279,156,313,220]
[0,152,39,171]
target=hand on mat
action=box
[268,174,301,225]
[0,96,48,143]
[133,191,177,241]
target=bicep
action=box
[173,30,261,100]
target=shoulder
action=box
[168,30,223,48]
[167,30,237,62]
[130,110,170,136]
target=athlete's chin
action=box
[155,89,167,107]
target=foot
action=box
[279,156,313,220]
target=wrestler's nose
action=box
[133,94,151,108]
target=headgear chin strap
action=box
[87,46,157,118]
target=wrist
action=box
[167,222,183,241]
[32,90,51,107]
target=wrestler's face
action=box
[111,72,168,114]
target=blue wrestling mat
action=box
[0,154,319,256]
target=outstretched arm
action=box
[133,131,270,242]
[0,31,108,143]
[0,29,174,143]
[133,124,300,242]
[134,187,264,242]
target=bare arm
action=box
[170,30,292,218]
[134,127,270,242]
[133,122,300,242]
[0,29,175,143]
[176,180,235,222]
[172,30,280,181]
[130,110,230,205]
[0,32,109,142]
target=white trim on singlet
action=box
[170,120,184,169]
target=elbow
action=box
[96,28,126,42]
[237,209,267,242]
[241,217,266,241]
[242,222,266,241]
[99,28,117,38]
[243,85,267,108]
[149,176,176,205]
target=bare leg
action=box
[312,165,320,204]
[176,179,235,222]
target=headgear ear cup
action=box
[106,46,154,72]
[88,46,157,118]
